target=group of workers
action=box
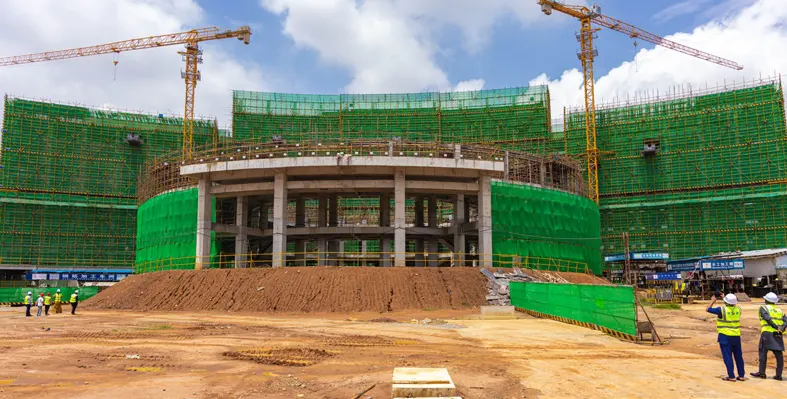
[708,291,787,381]
[22,289,79,317]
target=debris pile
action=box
[482,268,536,306]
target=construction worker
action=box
[69,290,79,315]
[35,293,44,317]
[23,291,32,317]
[43,292,52,316]
[53,289,63,314]
[751,292,787,380]
[707,293,746,381]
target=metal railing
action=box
[133,252,589,274]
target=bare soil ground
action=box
[0,300,782,399]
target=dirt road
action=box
[0,303,779,398]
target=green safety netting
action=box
[135,188,217,273]
[491,181,602,274]
[0,287,98,304]
[232,86,552,154]
[510,281,637,336]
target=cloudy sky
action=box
[0,0,783,128]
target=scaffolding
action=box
[562,78,787,260]
[0,97,216,267]
[232,86,552,153]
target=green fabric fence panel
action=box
[0,287,99,304]
[510,281,636,336]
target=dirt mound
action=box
[554,271,611,285]
[85,267,487,313]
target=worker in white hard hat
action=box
[69,290,79,315]
[53,289,63,314]
[23,291,32,318]
[751,292,787,380]
[707,292,746,381]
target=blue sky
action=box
[196,0,755,94]
[0,0,781,126]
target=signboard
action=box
[667,261,698,272]
[646,272,682,281]
[605,252,670,262]
[26,270,131,282]
[699,259,744,270]
[30,273,48,280]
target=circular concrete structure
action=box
[135,140,594,271]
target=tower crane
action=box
[538,1,742,203]
[0,26,252,160]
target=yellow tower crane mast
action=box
[0,26,252,160]
[538,1,742,203]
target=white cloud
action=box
[453,79,485,92]
[532,0,787,121]
[260,0,564,93]
[0,0,266,131]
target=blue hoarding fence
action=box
[604,252,670,262]
[26,269,132,282]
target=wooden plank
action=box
[392,367,453,384]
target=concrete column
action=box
[195,178,212,270]
[272,172,288,268]
[317,194,327,266]
[427,195,438,267]
[540,161,547,186]
[361,240,368,267]
[327,195,339,265]
[394,170,406,267]
[317,239,327,267]
[294,197,306,266]
[380,193,391,267]
[329,194,338,226]
[234,196,249,268]
[454,194,466,266]
[338,241,345,267]
[414,196,425,266]
[478,175,493,269]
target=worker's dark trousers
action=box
[71,302,78,315]
[759,347,784,378]
[25,304,31,317]
[44,305,50,316]
[720,342,745,378]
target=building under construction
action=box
[0,78,785,276]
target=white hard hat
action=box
[75,290,79,293]
[724,293,738,305]
[765,292,779,303]
[27,291,31,295]
[56,289,60,292]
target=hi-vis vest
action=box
[718,305,742,336]
[760,304,784,333]
[54,293,62,303]
[44,296,52,306]
[69,293,77,303]
[23,295,31,305]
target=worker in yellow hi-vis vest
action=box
[53,289,63,314]
[751,292,787,380]
[69,290,79,315]
[43,292,52,316]
[23,291,32,318]
[707,293,745,381]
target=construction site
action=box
[0,1,785,398]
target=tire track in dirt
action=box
[85,267,488,313]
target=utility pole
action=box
[623,232,631,285]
